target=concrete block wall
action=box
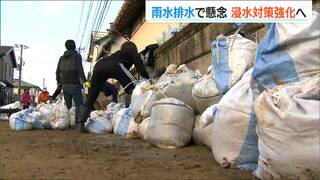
[154,23,264,75]
[153,1,319,76]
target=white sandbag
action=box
[138,117,150,140]
[50,97,70,130]
[90,110,107,118]
[253,75,320,180]
[193,105,216,147]
[158,64,196,83]
[131,89,157,122]
[192,75,223,113]
[156,79,197,112]
[106,102,125,123]
[26,111,44,129]
[113,108,139,139]
[85,115,113,134]
[130,80,157,122]
[130,80,151,106]
[192,34,257,113]
[211,69,259,171]
[175,64,196,82]
[106,102,125,114]
[69,107,76,128]
[146,98,195,149]
[164,64,177,74]
[253,12,320,90]
[9,109,32,131]
[38,104,55,129]
[0,101,21,109]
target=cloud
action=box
[42,1,64,17]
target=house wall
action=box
[0,57,3,78]
[130,21,181,52]
[0,54,15,105]
[109,21,181,53]
[3,55,14,82]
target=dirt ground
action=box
[0,121,254,180]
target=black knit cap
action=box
[120,41,138,54]
[65,39,76,50]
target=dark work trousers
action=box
[81,61,136,123]
[62,83,83,124]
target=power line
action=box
[84,0,109,54]
[82,1,104,56]
[95,0,109,36]
[90,0,103,35]
[98,0,112,34]
[79,0,94,48]
[83,0,112,58]
[75,0,85,43]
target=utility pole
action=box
[42,78,45,89]
[14,44,29,95]
[77,47,85,53]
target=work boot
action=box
[77,121,86,133]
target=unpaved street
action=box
[0,121,253,179]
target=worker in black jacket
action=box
[56,39,87,127]
[80,41,149,129]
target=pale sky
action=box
[0,1,124,94]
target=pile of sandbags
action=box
[9,109,44,131]
[8,96,76,131]
[146,98,195,149]
[192,34,257,113]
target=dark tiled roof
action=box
[12,79,41,91]
[110,0,145,36]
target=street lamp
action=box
[14,44,29,95]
